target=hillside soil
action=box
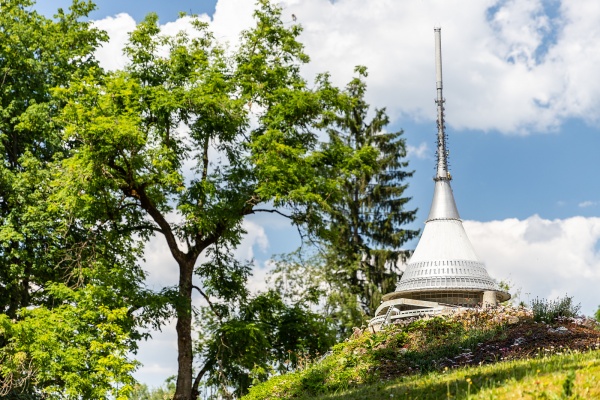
[378,316,600,379]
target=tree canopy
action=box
[0,1,418,398]
[50,1,360,398]
[1,1,144,398]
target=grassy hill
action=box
[243,306,600,400]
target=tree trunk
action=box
[174,261,194,399]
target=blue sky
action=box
[35,0,600,389]
[35,0,216,22]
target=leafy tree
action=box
[0,285,138,398]
[273,68,419,336]
[0,1,144,397]
[194,289,336,398]
[54,2,355,398]
[0,0,106,318]
[129,379,175,400]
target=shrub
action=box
[531,295,581,323]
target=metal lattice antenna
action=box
[434,27,449,181]
[427,27,459,221]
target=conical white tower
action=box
[370,28,509,328]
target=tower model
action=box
[370,28,510,329]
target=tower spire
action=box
[368,27,510,329]
[434,27,448,180]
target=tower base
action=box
[369,289,509,331]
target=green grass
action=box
[245,348,600,400]
[293,350,600,399]
[242,308,600,400]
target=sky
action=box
[34,0,600,389]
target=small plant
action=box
[531,295,581,323]
[594,305,600,323]
[562,369,576,398]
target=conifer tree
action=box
[321,67,419,332]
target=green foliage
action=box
[0,0,107,316]
[531,295,581,323]
[0,1,415,398]
[594,305,600,323]
[51,2,363,397]
[196,290,337,398]
[0,285,137,399]
[129,379,175,400]
[244,308,527,399]
[0,1,145,397]
[272,68,419,337]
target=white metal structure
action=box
[370,28,509,329]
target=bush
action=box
[531,295,581,323]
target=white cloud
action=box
[237,220,269,260]
[210,0,255,48]
[142,234,179,289]
[276,0,600,134]
[407,142,431,160]
[91,0,255,72]
[133,320,178,387]
[464,215,600,316]
[579,200,598,208]
[246,260,276,296]
[92,13,136,71]
[92,0,600,134]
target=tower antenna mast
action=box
[434,27,449,180]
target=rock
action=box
[548,326,569,334]
[513,337,526,346]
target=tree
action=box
[194,289,335,398]
[54,2,353,398]
[0,285,138,398]
[0,0,105,318]
[273,68,419,336]
[0,1,144,397]
[323,67,419,327]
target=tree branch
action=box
[114,224,164,235]
[192,285,222,322]
[251,208,292,219]
[191,358,215,399]
[128,185,186,264]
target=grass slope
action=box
[243,307,600,400]
[291,350,600,399]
